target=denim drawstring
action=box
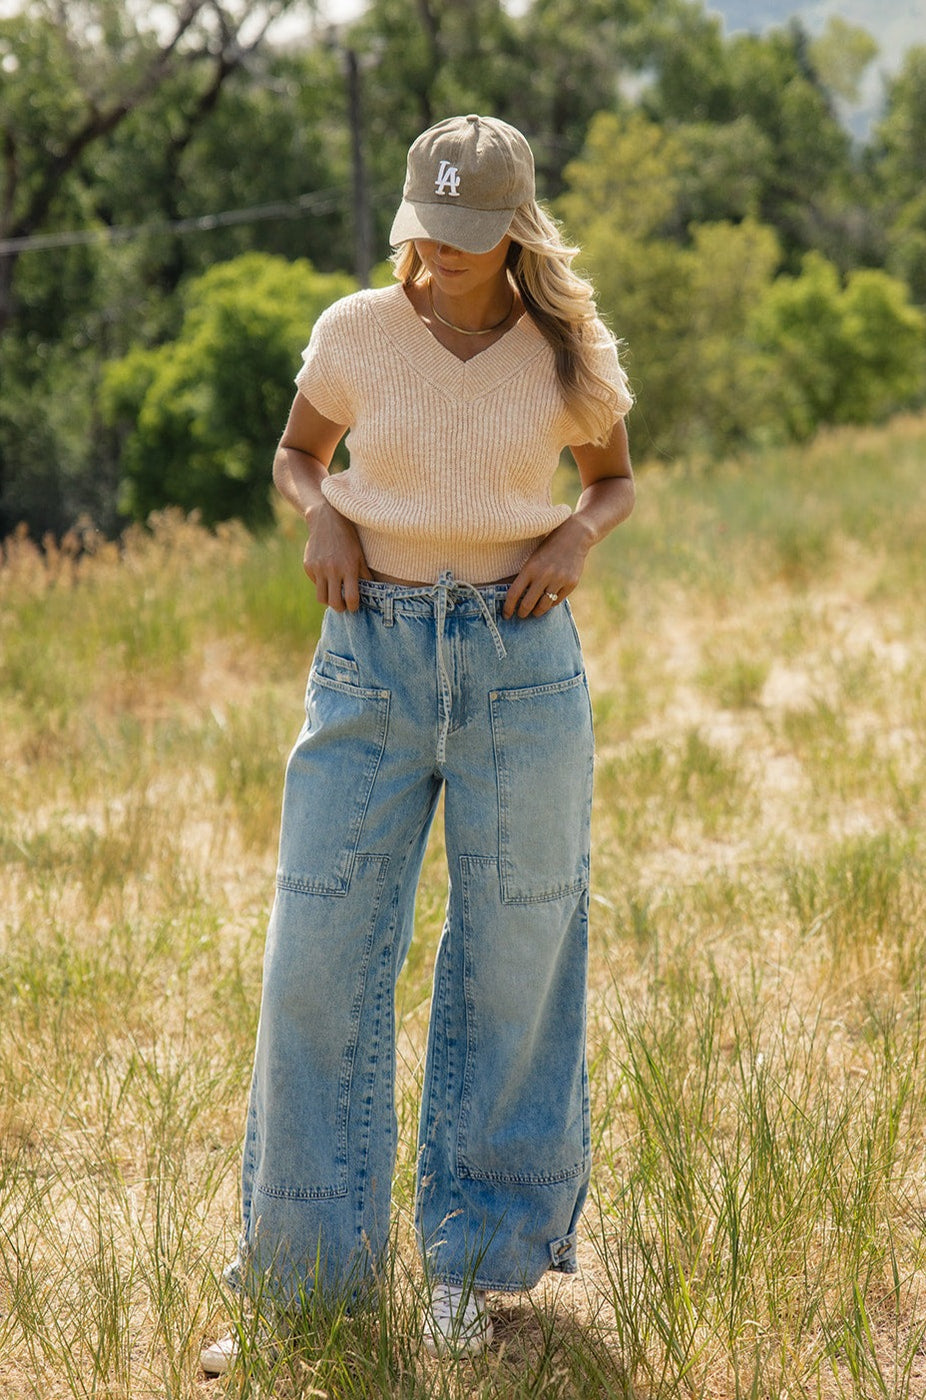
[393,571,508,764]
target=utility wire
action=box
[0,184,362,257]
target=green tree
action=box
[101,254,356,529]
[685,218,782,446]
[558,113,693,457]
[511,0,656,194]
[0,0,320,538]
[644,20,860,269]
[341,0,698,210]
[671,116,774,231]
[868,47,926,302]
[87,46,350,302]
[808,16,878,105]
[559,111,780,457]
[343,0,526,233]
[0,0,305,334]
[751,253,926,440]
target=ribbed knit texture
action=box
[295,284,632,584]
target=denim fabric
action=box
[235,573,594,1302]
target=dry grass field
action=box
[1,415,925,1398]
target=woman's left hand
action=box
[502,514,594,619]
[502,430,636,620]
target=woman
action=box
[202,113,633,1373]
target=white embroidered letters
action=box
[434,160,461,197]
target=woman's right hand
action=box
[271,393,368,613]
[304,498,372,613]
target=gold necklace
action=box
[427,278,514,336]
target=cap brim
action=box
[389,200,515,255]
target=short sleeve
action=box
[294,298,355,426]
[561,321,634,446]
[587,325,634,420]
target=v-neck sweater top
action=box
[295,283,632,583]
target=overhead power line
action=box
[0,184,360,257]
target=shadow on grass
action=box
[204,1283,642,1399]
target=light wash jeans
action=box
[232,573,594,1303]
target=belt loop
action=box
[383,592,395,627]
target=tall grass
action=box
[1,416,925,1397]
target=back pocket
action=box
[489,672,593,904]
[276,665,390,897]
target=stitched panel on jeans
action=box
[489,672,593,904]
[276,671,390,897]
[455,857,591,1186]
[253,856,388,1199]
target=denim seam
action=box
[278,678,391,897]
[454,855,591,1187]
[435,1272,569,1293]
[241,1090,258,1232]
[311,672,388,703]
[562,597,583,653]
[353,856,409,1240]
[455,857,481,1179]
[255,1182,347,1202]
[335,857,389,1200]
[457,1163,589,1186]
[490,672,591,904]
[497,873,590,907]
[255,855,390,1202]
[318,650,360,682]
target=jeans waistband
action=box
[357,573,511,617]
[358,572,508,764]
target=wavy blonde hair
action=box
[391,200,626,446]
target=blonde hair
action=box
[391,200,624,445]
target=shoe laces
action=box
[430,1282,485,1332]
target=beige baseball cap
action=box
[389,114,535,255]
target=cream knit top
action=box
[295,283,632,584]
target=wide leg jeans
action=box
[235,575,594,1302]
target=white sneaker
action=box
[200,1332,238,1375]
[422,1282,493,1357]
[201,1320,281,1376]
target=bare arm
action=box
[273,392,372,613]
[503,417,635,619]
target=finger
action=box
[344,553,375,612]
[517,580,548,618]
[536,589,559,614]
[318,572,345,612]
[341,572,362,613]
[502,576,529,619]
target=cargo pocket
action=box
[276,659,390,897]
[489,672,593,904]
[455,857,591,1186]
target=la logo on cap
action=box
[434,160,461,197]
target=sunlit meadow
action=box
[1,416,925,1398]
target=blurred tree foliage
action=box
[101,254,356,529]
[559,109,924,457]
[0,0,342,537]
[0,0,924,537]
[808,16,879,105]
[750,255,926,440]
[867,48,926,305]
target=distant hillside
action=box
[706,0,926,134]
